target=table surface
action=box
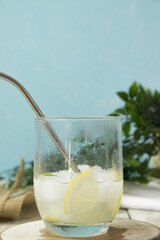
[0,204,160,234]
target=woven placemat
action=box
[0,159,35,220]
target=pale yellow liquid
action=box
[34,166,123,226]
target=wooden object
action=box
[1,218,160,240]
[128,209,160,228]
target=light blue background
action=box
[0,0,160,171]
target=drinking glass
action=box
[34,117,123,238]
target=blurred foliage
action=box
[0,161,34,188]
[110,81,160,183]
[74,137,108,168]
[41,135,109,172]
[1,82,160,186]
[41,151,68,173]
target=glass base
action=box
[44,221,109,238]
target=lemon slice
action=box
[110,169,123,218]
[64,168,100,215]
[106,168,121,181]
[112,183,123,218]
[44,215,61,223]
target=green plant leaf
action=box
[129,81,138,98]
[133,129,140,141]
[122,122,130,136]
[117,91,128,101]
[115,108,127,115]
[128,158,140,167]
[154,90,160,101]
[109,113,119,116]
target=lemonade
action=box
[34,117,123,237]
[34,165,123,237]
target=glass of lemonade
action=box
[34,117,123,238]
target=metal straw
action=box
[0,72,80,173]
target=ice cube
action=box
[37,176,68,204]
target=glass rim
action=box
[35,116,121,120]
